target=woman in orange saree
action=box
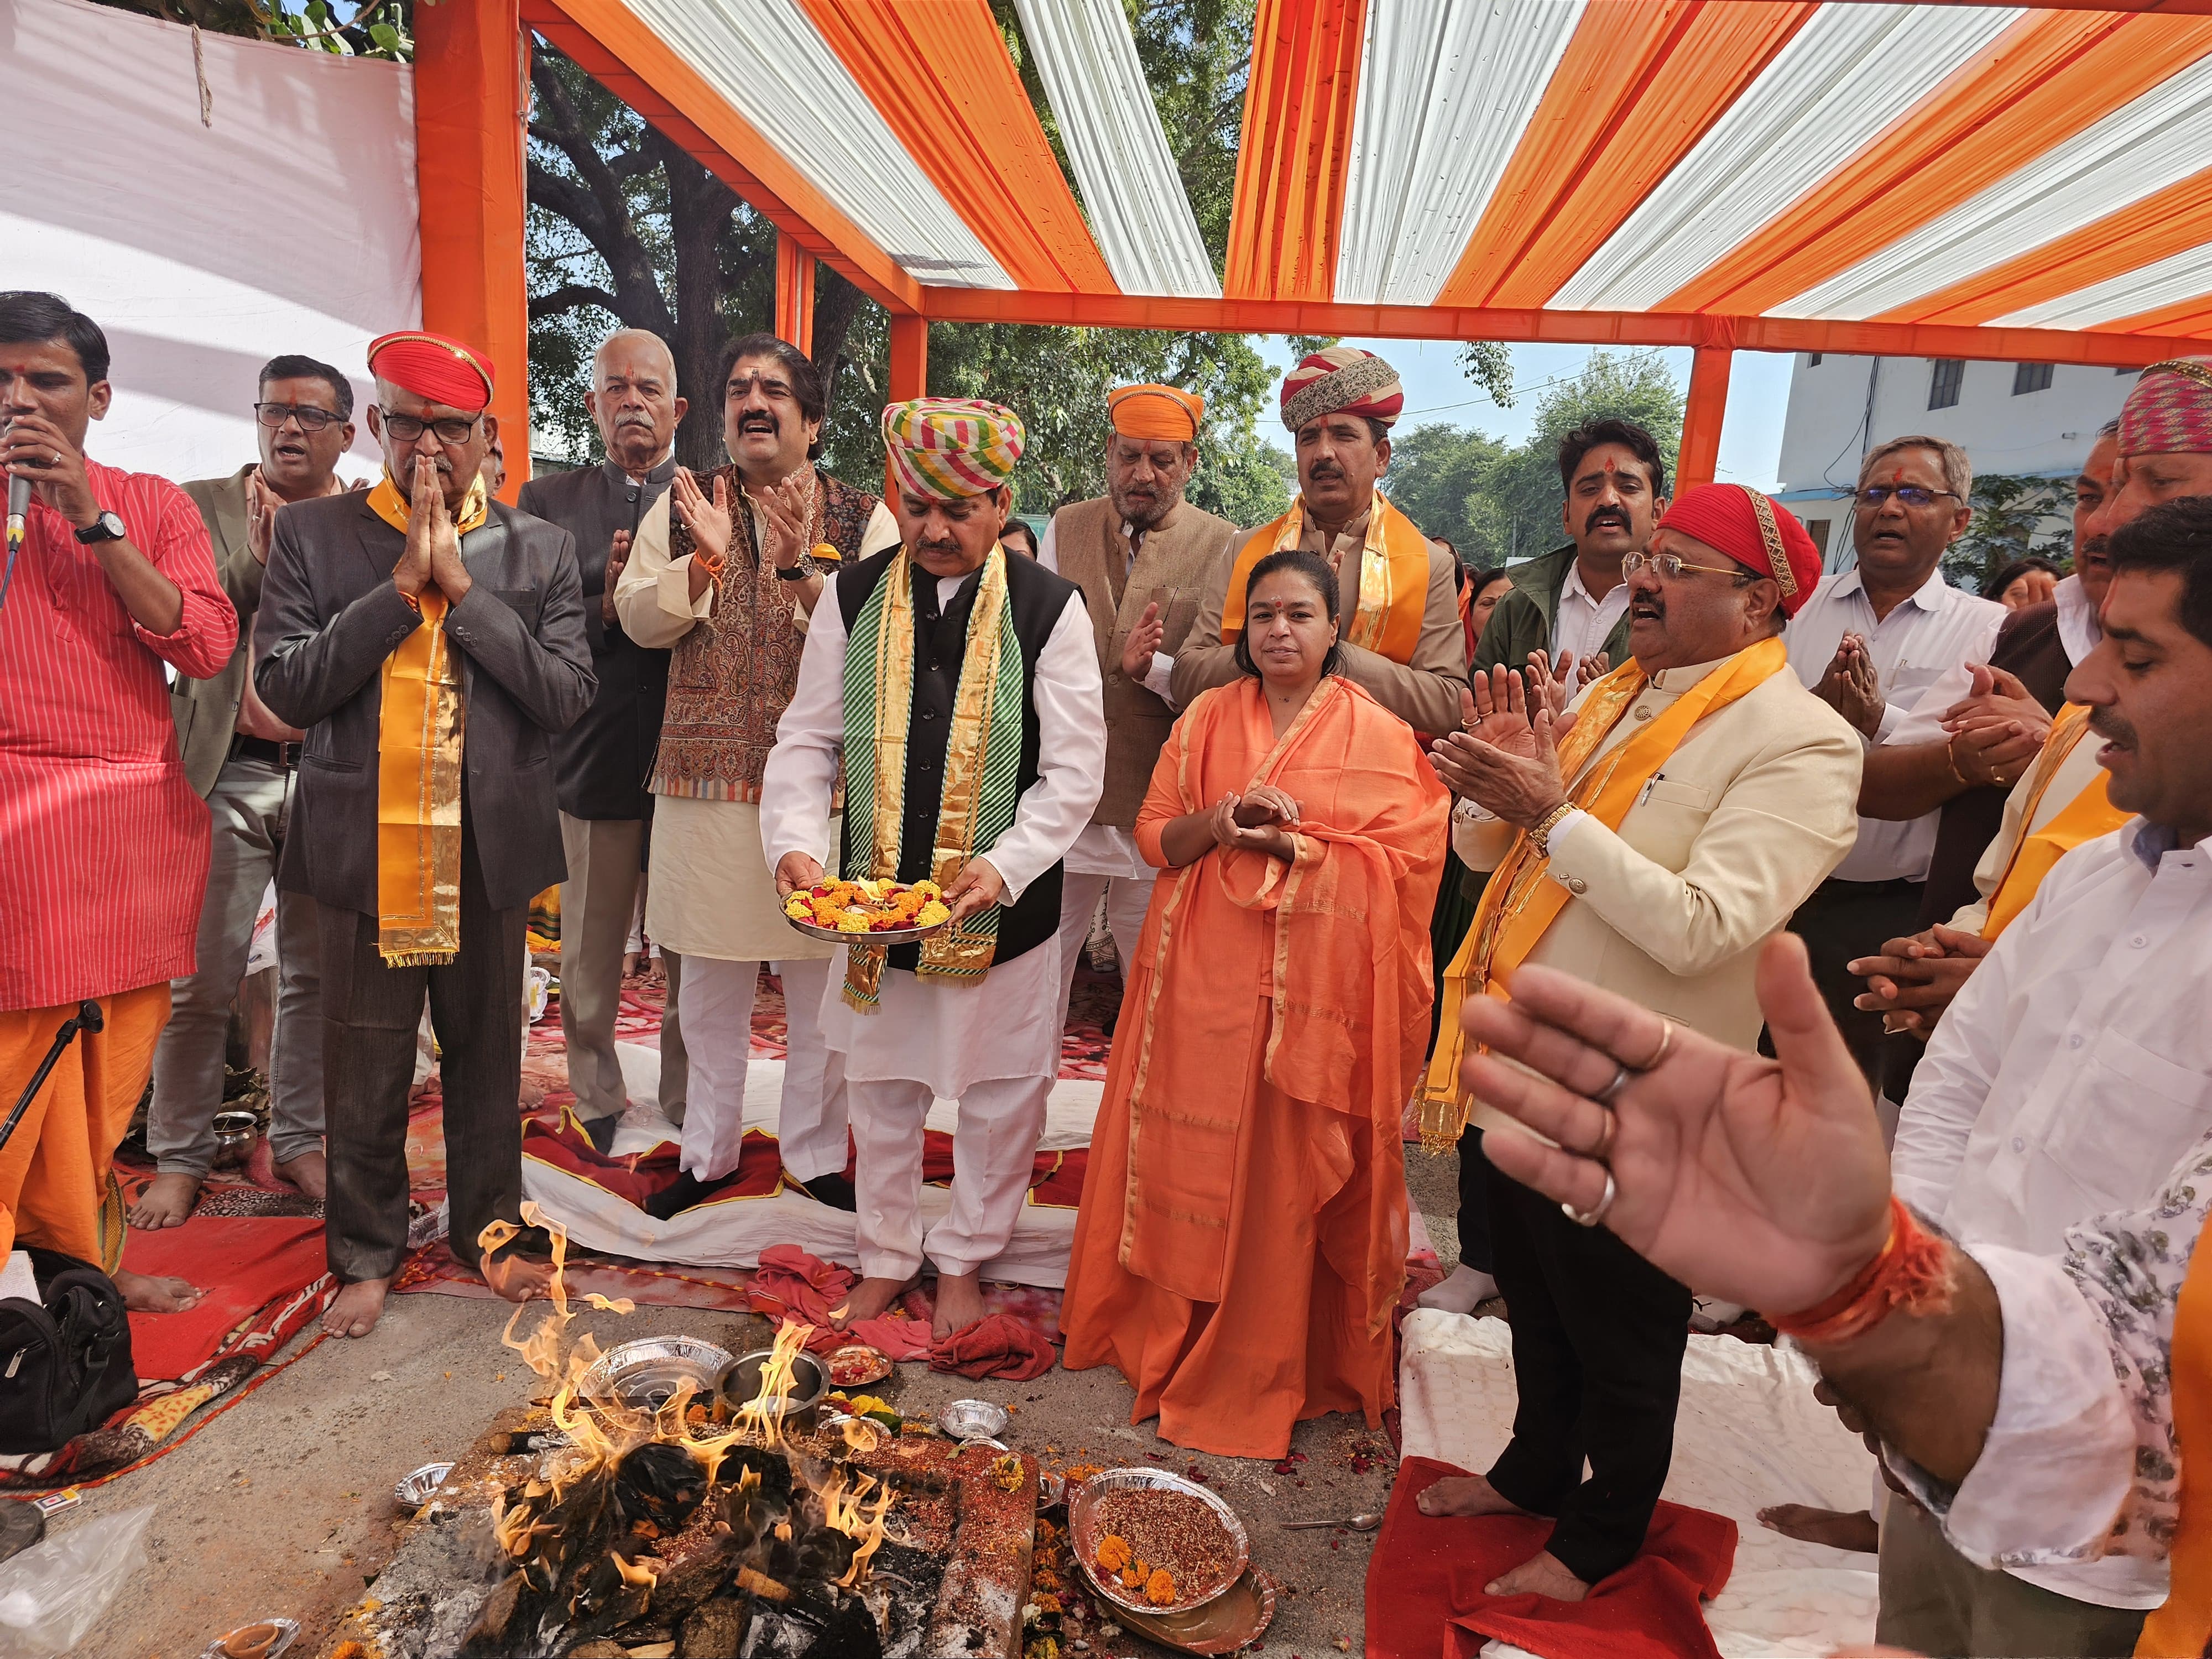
[1061,549,1449,1459]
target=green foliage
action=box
[1457,342,1516,411]
[1944,473,2074,593]
[1386,350,1686,567]
[92,0,413,58]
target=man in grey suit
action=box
[256,330,594,1339]
[517,330,688,1146]
[133,355,361,1231]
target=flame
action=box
[820,1466,896,1588]
[734,1319,815,1451]
[838,1415,883,1455]
[612,1553,664,1591]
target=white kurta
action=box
[760,568,1107,1100]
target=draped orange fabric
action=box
[2138,1241,2212,1657]
[1224,0,1366,302]
[1060,676,1448,1460]
[1220,493,1431,666]
[1981,707,2127,941]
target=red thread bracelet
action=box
[1768,1195,1953,1345]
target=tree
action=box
[96,0,411,56]
[1944,474,2073,593]
[1475,350,1686,563]
[1382,424,1506,558]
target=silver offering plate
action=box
[784,915,946,947]
[393,1462,454,1508]
[938,1397,1009,1442]
[1069,1467,1250,1618]
[576,1334,734,1412]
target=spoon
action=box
[1281,1512,1383,1532]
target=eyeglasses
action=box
[1622,550,1746,580]
[1854,485,1960,510]
[379,409,481,445]
[254,401,345,432]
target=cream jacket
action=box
[1454,654,1863,1082]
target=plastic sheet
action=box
[0,1504,153,1658]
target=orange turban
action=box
[1108,383,1203,442]
[367,330,495,414]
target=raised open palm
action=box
[1463,665,1542,758]
[1464,933,1893,1316]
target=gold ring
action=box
[1634,1019,1676,1072]
[1588,1108,1619,1163]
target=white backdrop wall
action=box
[1,0,420,484]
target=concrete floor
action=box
[51,1146,1469,1659]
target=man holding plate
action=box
[761,398,1104,1339]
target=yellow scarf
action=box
[1981,704,2127,940]
[364,470,487,966]
[1222,489,1430,666]
[1418,637,1789,1150]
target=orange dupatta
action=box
[1981,705,2127,940]
[1220,491,1430,665]
[1418,637,1790,1149]
[364,471,486,966]
[2138,1238,2212,1655]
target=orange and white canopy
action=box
[520,0,2212,366]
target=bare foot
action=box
[1485,1549,1590,1601]
[323,1277,390,1338]
[115,1269,204,1312]
[482,1253,556,1304]
[838,1275,916,1328]
[931,1271,987,1340]
[274,1148,328,1201]
[1417,1473,1534,1520]
[126,1171,202,1230]
[1757,1504,1880,1554]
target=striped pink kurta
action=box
[0,457,236,1011]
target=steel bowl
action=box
[718,1348,828,1433]
[211,1109,259,1167]
[938,1398,1009,1443]
[393,1461,454,1509]
[577,1335,734,1413]
[1069,1467,1250,1618]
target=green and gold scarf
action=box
[841,545,1025,1009]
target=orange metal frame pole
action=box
[889,315,929,401]
[1677,346,1733,493]
[415,0,532,500]
[775,237,817,357]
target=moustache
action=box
[2089,707,2133,748]
[1307,462,1344,481]
[2077,536,2111,563]
[615,411,654,430]
[914,539,963,559]
[1584,509,1630,533]
[737,411,780,434]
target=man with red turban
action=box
[1172,347,1468,732]
[256,328,596,1339]
[1034,382,1239,1025]
[1415,483,1859,1602]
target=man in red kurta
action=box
[0,293,234,1307]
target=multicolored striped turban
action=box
[367,330,494,413]
[881,398,1026,500]
[2120,358,2212,457]
[1108,383,1204,441]
[1280,346,1404,433]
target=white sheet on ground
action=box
[518,1041,1101,1287]
[1397,1308,1879,1657]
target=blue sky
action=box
[1258,337,1794,491]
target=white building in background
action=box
[1773,353,2131,571]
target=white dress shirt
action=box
[759,570,1106,1097]
[2055,572,2101,671]
[1891,819,2212,1607]
[1786,567,2005,883]
[1551,558,1632,671]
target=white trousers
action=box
[677,956,848,1183]
[1053,869,1159,1019]
[849,1073,1052,1280]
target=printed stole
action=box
[1221,491,1428,662]
[839,546,1025,1010]
[1417,637,1790,1150]
[364,471,487,966]
[1981,704,2126,940]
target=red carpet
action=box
[1366,1458,1736,1659]
[118,1215,332,1383]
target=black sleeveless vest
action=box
[834,549,1077,973]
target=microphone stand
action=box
[0,1002,105,1158]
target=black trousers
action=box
[318,828,528,1283]
[1774,877,1924,1094]
[1485,1161,1692,1584]
[1453,1124,1494,1274]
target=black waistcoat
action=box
[834,549,1075,973]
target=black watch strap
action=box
[775,555,818,582]
[75,511,127,545]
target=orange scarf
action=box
[1222,491,1429,665]
[1418,637,1789,1149]
[2139,1238,2212,1655]
[364,471,486,966]
[1981,705,2127,940]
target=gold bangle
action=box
[1529,802,1575,857]
[1944,733,1971,787]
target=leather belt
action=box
[231,734,300,769]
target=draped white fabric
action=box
[2,0,416,484]
[1775,52,2212,320]
[617,0,1012,290]
[1334,0,1583,307]
[1551,3,2020,313]
[1996,244,2212,330]
[1011,0,1218,298]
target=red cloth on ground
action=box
[1366,1458,1736,1659]
[117,1214,332,1381]
[931,1312,1056,1382]
[745,1244,934,1362]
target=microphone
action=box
[2,421,24,611]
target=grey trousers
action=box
[1876,1495,2148,1658]
[557,812,687,1124]
[318,829,526,1283]
[149,754,325,1174]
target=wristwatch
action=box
[775,552,820,583]
[1528,801,1577,857]
[74,511,128,545]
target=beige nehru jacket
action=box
[1171,500,1469,733]
[1455,657,1863,1104]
